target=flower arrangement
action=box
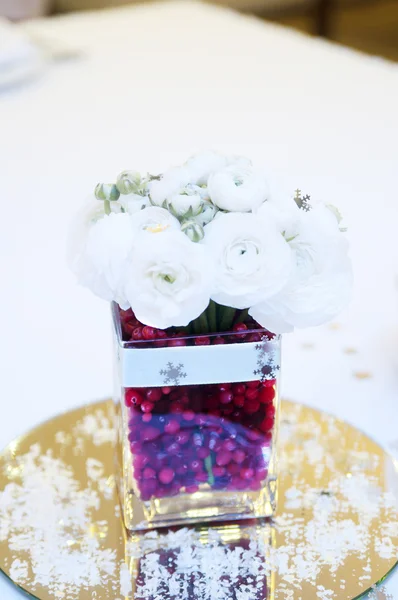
[70,151,352,334]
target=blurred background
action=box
[1,0,398,61]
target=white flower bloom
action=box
[208,165,269,212]
[202,212,291,309]
[70,212,134,309]
[249,204,352,333]
[167,191,202,218]
[119,193,149,215]
[148,166,191,206]
[195,200,218,227]
[125,231,214,329]
[185,151,228,185]
[227,155,252,169]
[130,206,180,234]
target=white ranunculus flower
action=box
[249,204,352,333]
[185,151,228,185]
[71,212,134,309]
[148,166,191,206]
[207,165,269,212]
[202,212,292,309]
[167,191,203,218]
[119,193,149,215]
[125,230,214,329]
[195,200,218,227]
[130,206,180,234]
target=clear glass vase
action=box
[113,303,281,531]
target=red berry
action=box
[246,333,262,342]
[164,419,180,435]
[141,401,155,413]
[232,383,246,395]
[232,323,247,338]
[162,386,172,395]
[216,450,232,466]
[170,402,184,414]
[133,454,149,469]
[146,388,162,402]
[196,471,208,483]
[247,381,260,389]
[142,326,156,340]
[244,400,260,414]
[168,338,187,347]
[227,462,240,475]
[245,387,259,401]
[256,468,268,481]
[259,386,275,404]
[222,439,236,452]
[267,404,276,419]
[190,460,202,472]
[250,481,262,491]
[213,336,225,345]
[232,449,246,464]
[195,336,210,346]
[125,388,144,407]
[219,391,233,405]
[158,467,175,484]
[263,378,276,388]
[233,395,245,408]
[142,467,156,479]
[259,417,274,433]
[142,413,152,423]
[132,327,143,340]
[246,429,263,442]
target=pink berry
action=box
[182,410,195,422]
[186,485,199,493]
[159,467,175,484]
[141,426,160,441]
[232,449,246,464]
[168,338,187,347]
[240,468,254,480]
[222,439,236,452]
[216,450,232,466]
[197,447,210,459]
[142,413,152,423]
[176,431,190,445]
[250,481,262,491]
[190,460,202,472]
[162,386,172,395]
[132,327,143,340]
[256,468,268,481]
[133,454,149,469]
[146,388,162,402]
[141,401,155,413]
[196,471,209,483]
[219,391,233,404]
[213,466,226,477]
[164,419,180,435]
[228,462,240,475]
[142,467,156,479]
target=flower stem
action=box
[104,199,111,215]
[219,306,236,331]
[207,300,218,332]
[198,311,209,334]
[204,455,215,486]
[234,308,249,325]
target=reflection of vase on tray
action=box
[69,151,352,530]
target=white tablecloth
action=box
[1,2,397,597]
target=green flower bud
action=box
[196,200,218,226]
[181,219,204,243]
[94,183,120,202]
[116,170,142,195]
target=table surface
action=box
[1,2,397,597]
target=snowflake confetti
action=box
[159,362,187,385]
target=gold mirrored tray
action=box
[0,399,397,600]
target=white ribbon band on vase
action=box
[116,337,281,388]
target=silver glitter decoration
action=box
[159,362,187,385]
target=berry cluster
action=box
[120,308,277,502]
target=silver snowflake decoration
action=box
[253,338,280,381]
[160,362,187,385]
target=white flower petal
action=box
[130,206,180,234]
[207,165,269,212]
[148,166,191,206]
[202,212,291,309]
[185,151,227,185]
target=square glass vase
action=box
[113,304,281,531]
